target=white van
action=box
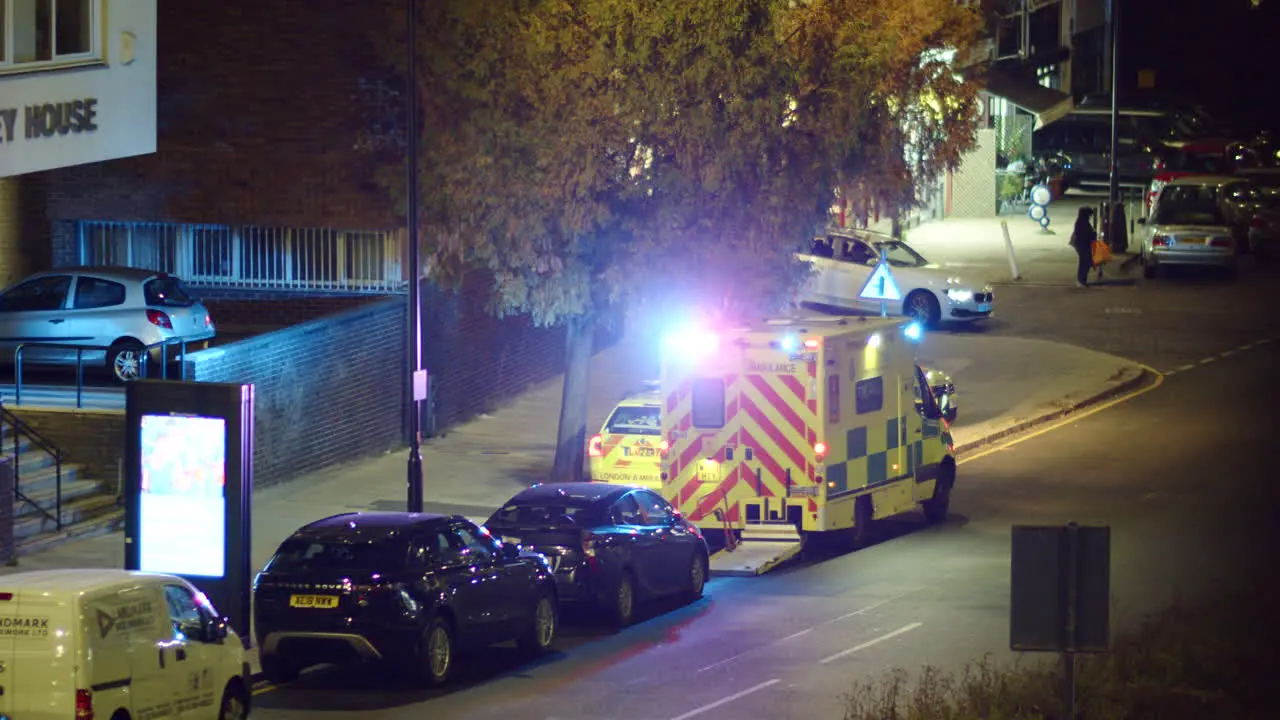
[0,569,251,720]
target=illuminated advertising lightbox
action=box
[138,414,227,578]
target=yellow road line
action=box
[958,363,1165,467]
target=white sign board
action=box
[858,261,902,302]
[0,0,158,178]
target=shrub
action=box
[842,590,1276,719]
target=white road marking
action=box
[819,622,923,664]
[695,590,918,673]
[1198,357,1215,365]
[669,679,781,720]
[1141,491,1159,502]
[781,627,814,641]
[1220,350,1235,358]
[1241,342,1257,350]
[1176,364,1195,372]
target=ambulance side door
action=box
[911,365,945,501]
[160,583,222,718]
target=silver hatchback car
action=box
[0,267,216,381]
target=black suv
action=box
[253,512,559,686]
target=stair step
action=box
[12,494,121,542]
[14,479,109,520]
[10,463,84,496]
[16,508,125,557]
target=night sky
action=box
[1125,0,1279,132]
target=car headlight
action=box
[945,288,974,303]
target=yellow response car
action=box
[588,383,663,489]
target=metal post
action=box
[1106,0,1121,208]
[75,349,83,409]
[1062,521,1080,719]
[879,245,888,318]
[405,0,425,514]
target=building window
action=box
[1,0,101,74]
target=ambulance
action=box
[659,315,956,575]
[587,381,663,489]
[0,569,251,720]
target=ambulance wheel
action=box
[923,462,956,525]
[259,653,300,685]
[851,496,875,548]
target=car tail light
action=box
[814,441,828,460]
[146,309,172,328]
[1152,235,1172,247]
[0,592,11,601]
[582,531,599,556]
[76,689,94,720]
[204,312,213,327]
[588,434,603,458]
[1210,237,1231,248]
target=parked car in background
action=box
[797,229,994,327]
[1138,176,1261,278]
[588,381,663,488]
[253,512,559,687]
[0,267,216,382]
[1145,139,1262,213]
[486,482,709,628]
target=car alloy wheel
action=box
[614,573,635,627]
[427,623,452,681]
[535,597,556,648]
[689,553,706,599]
[112,347,142,381]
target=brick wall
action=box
[33,0,398,230]
[0,177,52,288]
[195,289,392,333]
[184,297,407,488]
[5,408,127,489]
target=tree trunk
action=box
[890,213,903,239]
[551,313,594,483]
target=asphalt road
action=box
[251,325,1279,719]
[976,256,1280,374]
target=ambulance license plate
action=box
[289,594,339,609]
[977,303,991,313]
[629,447,657,457]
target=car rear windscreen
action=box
[1152,187,1228,226]
[488,502,605,527]
[144,276,194,307]
[267,537,408,572]
[606,406,661,435]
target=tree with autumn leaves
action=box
[380,0,984,483]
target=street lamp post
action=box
[1106,0,1126,251]
[405,0,425,513]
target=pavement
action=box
[878,192,1145,288]
[244,317,1279,719]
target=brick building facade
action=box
[6,0,598,487]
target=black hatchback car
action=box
[485,483,710,627]
[253,512,558,686]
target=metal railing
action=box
[13,338,190,409]
[78,221,408,294]
[0,398,63,531]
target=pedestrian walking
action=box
[1069,207,1096,287]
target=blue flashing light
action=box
[779,335,799,353]
[903,321,924,342]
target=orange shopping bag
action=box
[1092,239,1112,266]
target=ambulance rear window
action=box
[691,378,726,428]
[606,406,661,435]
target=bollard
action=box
[1001,221,1021,281]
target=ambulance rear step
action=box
[709,523,803,577]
